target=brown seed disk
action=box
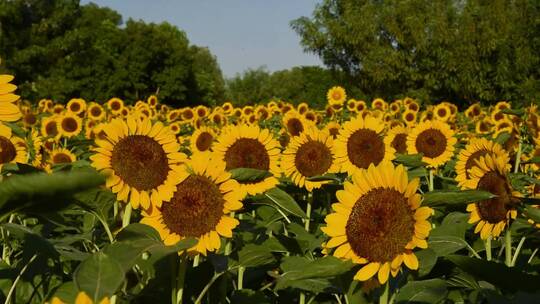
[346,188,415,262]
[0,136,17,164]
[286,118,304,137]
[476,171,512,223]
[53,153,72,164]
[415,129,447,158]
[62,117,79,133]
[111,135,169,191]
[161,175,225,237]
[224,138,269,171]
[45,121,58,137]
[346,129,385,169]
[196,132,213,152]
[391,133,408,154]
[294,141,333,177]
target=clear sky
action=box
[80,0,323,77]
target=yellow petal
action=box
[354,262,380,281]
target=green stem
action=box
[511,237,526,266]
[5,254,38,304]
[122,203,132,228]
[505,230,512,267]
[94,212,114,243]
[486,236,492,261]
[514,141,522,174]
[172,254,188,304]
[528,248,538,264]
[299,292,306,304]
[305,192,313,232]
[195,272,224,304]
[2,214,16,264]
[238,266,245,290]
[428,170,434,192]
[379,281,390,304]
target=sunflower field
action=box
[0,70,540,304]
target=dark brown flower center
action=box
[0,136,17,164]
[111,135,170,191]
[464,150,489,179]
[161,175,225,237]
[24,113,37,125]
[195,132,213,152]
[53,153,73,164]
[111,101,121,111]
[294,141,333,177]
[183,110,194,120]
[437,108,447,117]
[286,118,304,137]
[45,121,58,137]
[415,129,447,158]
[391,133,408,154]
[224,138,269,171]
[476,171,512,224]
[346,129,385,169]
[329,127,340,138]
[346,188,415,262]
[197,109,206,117]
[70,102,80,112]
[90,106,102,117]
[405,113,415,121]
[62,117,79,133]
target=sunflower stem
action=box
[299,292,306,304]
[485,236,492,261]
[428,170,434,192]
[379,280,390,304]
[122,203,132,228]
[5,254,38,304]
[511,237,526,266]
[237,266,245,290]
[505,230,512,267]
[172,254,188,304]
[513,141,522,174]
[304,192,313,232]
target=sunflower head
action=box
[0,123,27,169]
[59,113,82,138]
[283,110,312,137]
[66,98,86,115]
[327,86,346,106]
[322,162,433,284]
[407,120,456,168]
[385,126,409,155]
[433,103,451,122]
[0,74,22,122]
[49,148,76,165]
[190,126,216,153]
[107,98,124,115]
[87,103,106,121]
[147,95,158,107]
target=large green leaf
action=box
[447,255,540,292]
[74,252,124,302]
[395,279,448,303]
[229,168,272,182]
[236,244,276,268]
[428,236,468,257]
[416,249,438,277]
[423,190,495,206]
[264,187,307,219]
[394,153,426,168]
[524,205,540,223]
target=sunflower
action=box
[406,101,420,113]
[0,74,22,122]
[58,113,83,138]
[181,108,195,122]
[190,126,216,153]
[371,98,387,111]
[28,130,43,167]
[169,122,181,135]
[465,154,517,239]
[222,102,234,114]
[50,291,109,304]
[87,103,106,121]
[475,118,492,134]
[325,105,335,118]
[213,124,281,196]
[455,138,510,188]
[22,111,38,128]
[356,100,367,113]
[385,125,409,155]
[346,99,357,112]
[304,110,316,122]
[283,110,313,137]
[495,101,511,112]
[334,116,395,176]
[256,105,271,120]
[465,103,482,119]
[389,101,401,115]
[209,112,227,126]
[0,123,27,170]
[107,98,124,115]
[196,105,209,118]
[66,98,86,115]
[281,127,340,191]
[402,110,417,126]
[322,162,433,284]
[147,94,158,107]
[141,152,243,255]
[90,116,188,209]
[49,148,76,165]
[407,120,456,168]
[324,121,341,139]
[297,102,309,114]
[40,115,61,139]
[433,103,451,122]
[327,86,346,106]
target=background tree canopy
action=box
[291,0,539,107]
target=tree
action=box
[291,0,539,106]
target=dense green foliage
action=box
[0,0,225,106]
[292,0,540,106]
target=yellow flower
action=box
[106,98,124,115]
[407,120,456,168]
[0,122,27,170]
[0,74,22,122]
[327,86,346,106]
[384,125,409,155]
[190,126,216,153]
[49,148,77,165]
[322,162,433,284]
[66,98,86,115]
[50,291,109,304]
[58,113,83,138]
[282,110,314,137]
[141,152,243,255]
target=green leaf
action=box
[394,153,426,167]
[229,168,272,182]
[423,190,495,207]
[447,255,540,292]
[237,244,275,268]
[74,252,124,302]
[430,212,471,239]
[1,223,59,262]
[524,206,540,223]
[408,167,428,180]
[395,279,447,303]
[428,236,468,257]
[306,173,341,182]
[500,108,525,116]
[522,156,540,164]
[50,282,79,304]
[416,249,438,277]
[494,132,511,145]
[264,187,307,219]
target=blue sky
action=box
[81,0,323,77]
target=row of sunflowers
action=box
[1,71,539,304]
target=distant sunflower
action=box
[304,110,316,122]
[475,118,492,134]
[181,108,195,121]
[87,103,106,121]
[371,98,387,111]
[385,126,409,155]
[406,101,419,113]
[283,110,313,137]
[222,102,234,114]
[495,101,511,112]
[407,120,456,168]
[465,154,517,239]
[433,103,451,122]
[22,111,38,128]
[28,130,43,167]
[196,105,209,118]
[455,138,509,188]
[140,153,243,255]
[346,99,357,112]
[256,105,271,120]
[389,101,401,114]
[213,124,280,196]
[356,100,367,113]
[58,113,82,138]
[0,74,22,122]
[49,148,76,165]
[66,98,86,115]
[402,110,417,126]
[297,102,309,114]
[324,121,341,139]
[327,86,346,106]
[281,127,339,191]
[322,162,433,284]
[334,116,395,176]
[0,123,27,170]
[147,95,158,107]
[90,116,188,209]
[190,126,216,153]
[40,115,61,139]
[169,122,181,135]
[107,98,124,115]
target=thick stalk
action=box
[505,230,512,267]
[172,254,188,304]
[304,192,313,231]
[485,236,492,261]
[379,281,390,304]
[428,170,434,192]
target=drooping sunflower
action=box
[324,121,341,139]
[281,127,340,191]
[407,120,456,168]
[465,154,517,239]
[66,98,86,115]
[455,138,510,188]
[90,116,188,209]
[107,98,124,115]
[49,148,76,165]
[190,126,216,153]
[0,74,22,122]
[213,124,281,196]
[87,103,106,121]
[384,125,409,155]
[0,123,27,170]
[334,116,395,176]
[40,115,61,140]
[58,113,83,138]
[322,162,433,284]
[140,152,243,255]
[327,86,346,106]
[283,110,313,137]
